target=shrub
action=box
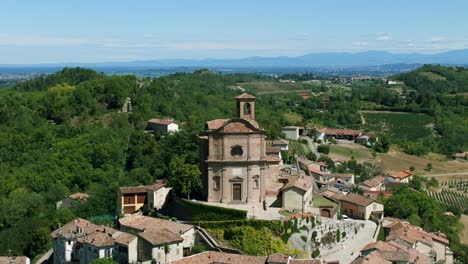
[317,145,330,154]
[179,199,247,221]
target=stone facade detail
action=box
[199,93,282,204]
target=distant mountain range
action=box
[2,49,468,69]
[110,49,468,68]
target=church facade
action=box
[199,93,283,204]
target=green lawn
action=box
[330,145,370,160]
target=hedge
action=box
[179,199,247,221]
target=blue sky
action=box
[1,0,468,64]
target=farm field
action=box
[327,143,468,174]
[289,140,311,157]
[426,190,468,214]
[239,81,319,94]
[362,112,433,143]
[329,144,371,161]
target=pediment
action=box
[229,176,244,182]
[215,119,261,133]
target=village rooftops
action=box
[333,173,353,178]
[384,218,449,246]
[281,175,313,192]
[317,127,362,135]
[337,192,381,207]
[0,257,30,264]
[118,214,193,235]
[389,170,415,179]
[138,228,184,246]
[148,118,177,125]
[119,180,168,194]
[50,218,136,247]
[266,146,282,154]
[358,240,432,264]
[282,126,304,129]
[272,138,289,145]
[171,251,324,264]
[360,179,381,188]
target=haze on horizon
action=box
[1,0,468,64]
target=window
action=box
[127,197,131,204]
[231,145,243,156]
[244,103,251,115]
[213,176,221,190]
[253,179,259,189]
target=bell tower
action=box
[236,93,256,120]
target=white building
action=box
[51,218,137,264]
[281,126,304,140]
[147,119,179,135]
[281,175,313,213]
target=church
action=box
[199,93,301,205]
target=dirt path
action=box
[460,214,468,245]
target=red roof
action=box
[317,127,362,136]
[390,170,414,179]
[148,118,176,125]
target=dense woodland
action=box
[0,66,467,260]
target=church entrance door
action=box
[233,183,242,201]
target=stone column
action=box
[246,166,250,203]
[221,168,229,203]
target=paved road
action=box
[35,249,52,264]
[421,172,468,177]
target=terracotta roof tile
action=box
[68,192,89,201]
[281,175,313,192]
[390,170,414,179]
[171,251,267,264]
[119,215,193,235]
[338,193,379,207]
[235,93,256,99]
[317,128,362,135]
[148,118,176,125]
[138,228,183,246]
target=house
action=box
[387,170,415,183]
[454,151,468,159]
[314,128,362,142]
[266,146,283,165]
[334,192,384,221]
[147,119,179,135]
[363,190,392,200]
[356,133,379,147]
[359,178,384,191]
[281,175,313,213]
[56,192,90,209]
[382,218,453,263]
[298,93,311,100]
[352,240,431,264]
[297,159,331,180]
[172,251,331,264]
[51,218,138,264]
[330,181,355,193]
[0,257,30,264]
[333,173,355,184]
[119,215,195,263]
[271,138,289,151]
[117,180,172,215]
[281,126,304,140]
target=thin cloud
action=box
[376,35,392,41]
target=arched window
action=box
[213,176,221,190]
[243,103,251,115]
[254,179,259,189]
[231,145,243,156]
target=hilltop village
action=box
[0,67,467,264]
[49,94,455,264]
